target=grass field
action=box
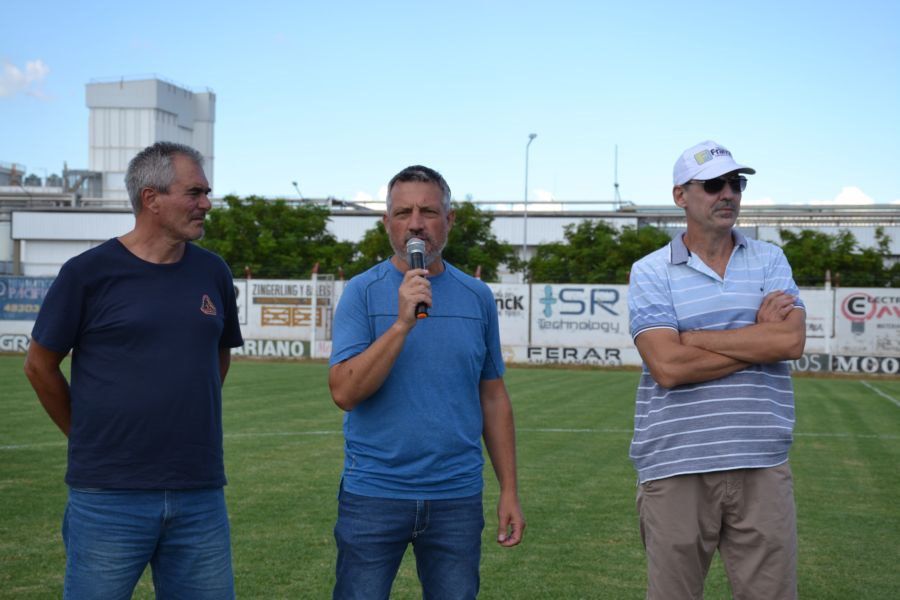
[1,356,898,599]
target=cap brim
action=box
[688,162,756,182]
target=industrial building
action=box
[5,196,899,279]
[1,76,214,274]
[2,76,898,278]
[86,77,215,201]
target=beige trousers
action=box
[637,463,797,600]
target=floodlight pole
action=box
[523,133,537,279]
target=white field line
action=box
[518,428,897,440]
[0,441,67,450]
[3,426,897,452]
[519,427,632,434]
[0,430,341,451]
[225,430,340,438]
[860,380,900,408]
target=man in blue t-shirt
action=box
[329,165,525,599]
[24,142,243,600]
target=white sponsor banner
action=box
[241,279,335,342]
[4,279,899,367]
[315,340,333,360]
[333,280,347,309]
[234,280,248,325]
[0,332,31,352]
[530,284,631,347]
[502,344,642,367]
[0,321,36,353]
[232,339,309,358]
[833,288,900,356]
[801,289,832,339]
[487,283,529,346]
[790,353,900,375]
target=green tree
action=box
[199,195,355,278]
[887,261,900,287]
[344,220,392,277]
[445,202,520,281]
[345,201,519,281]
[778,227,891,287]
[526,221,670,283]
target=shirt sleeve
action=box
[220,269,244,349]
[628,259,679,340]
[329,278,373,366]
[30,260,85,354]
[764,245,805,310]
[480,284,505,381]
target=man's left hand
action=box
[757,291,796,323]
[496,491,525,547]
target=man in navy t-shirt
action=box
[329,165,525,599]
[24,142,243,599]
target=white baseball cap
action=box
[673,140,756,185]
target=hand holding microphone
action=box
[406,238,429,319]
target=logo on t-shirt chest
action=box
[200,294,218,316]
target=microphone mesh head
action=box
[406,238,426,254]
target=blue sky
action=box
[3,1,898,206]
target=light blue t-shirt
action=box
[330,259,505,499]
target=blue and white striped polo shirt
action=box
[628,231,804,483]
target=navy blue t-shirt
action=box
[31,239,243,489]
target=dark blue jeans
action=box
[62,487,234,600]
[333,487,485,600]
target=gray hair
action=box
[386,165,451,213]
[125,142,204,214]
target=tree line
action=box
[199,195,900,287]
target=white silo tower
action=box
[85,77,215,200]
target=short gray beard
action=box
[393,240,446,268]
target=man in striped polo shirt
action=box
[628,140,806,600]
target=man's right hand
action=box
[397,268,431,329]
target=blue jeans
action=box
[333,487,485,600]
[62,487,234,600]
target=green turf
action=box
[1,356,898,599]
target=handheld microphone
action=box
[405,238,429,319]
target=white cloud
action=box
[354,190,385,210]
[742,196,776,206]
[528,189,563,212]
[377,185,388,202]
[534,189,554,202]
[809,186,874,206]
[0,59,50,98]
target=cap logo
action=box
[693,147,732,165]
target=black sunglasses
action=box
[687,175,747,195]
